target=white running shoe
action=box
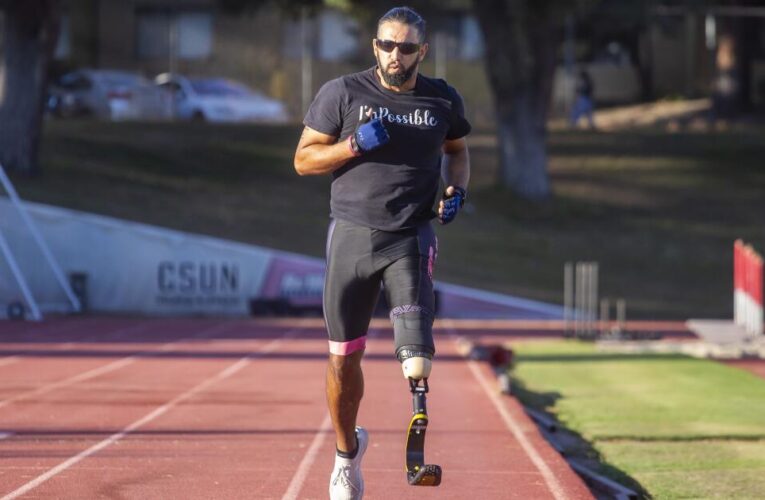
[328,426,368,500]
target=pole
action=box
[168,12,178,75]
[600,298,610,337]
[575,262,584,338]
[616,299,626,335]
[564,14,575,113]
[591,262,599,338]
[301,7,313,116]
[0,164,81,312]
[564,262,573,336]
[435,32,447,80]
[0,229,42,320]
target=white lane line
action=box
[282,327,378,499]
[1,327,293,500]
[0,321,231,411]
[465,361,568,500]
[281,412,333,500]
[444,322,568,500]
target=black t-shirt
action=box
[303,66,471,231]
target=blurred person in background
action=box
[570,69,596,129]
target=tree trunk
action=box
[496,103,550,197]
[472,0,560,201]
[736,16,756,113]
[0,1,60,176]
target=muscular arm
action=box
[293,126,356,176]
[441,137,470,190]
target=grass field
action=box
[511,340,765,499]
[7,119,765,318]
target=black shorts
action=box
[323,218,437,356]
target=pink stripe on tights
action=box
[328,336,367,355]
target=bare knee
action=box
[328,351,364,380]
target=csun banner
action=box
[0,197,324,316]
[0,197,562,319]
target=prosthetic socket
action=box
[397,345,433,380]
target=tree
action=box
[277,0,567,200]
[0,0,61,176]
[471,1,563,200]
[228,0,760,201]
[0,0,566,194]
[5,0,560,196]
[254,0,572,200]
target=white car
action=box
[155,73,289,123]
[48,69,168,120]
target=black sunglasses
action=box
[374,39,421,55]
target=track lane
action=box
[0,320,230,411]
[0,320,251,495]
[36,332,329,499]
[0,323,313,499]
[283,328,593,499]
[0,319,595,499]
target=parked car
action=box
[48,69,168,121]
[154,73,289,123]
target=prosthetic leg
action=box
[400,350,442,486]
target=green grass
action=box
[22,120,333,255]
[6,119,765,318]
[511,340,765,499]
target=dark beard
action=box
[376,55,418,88]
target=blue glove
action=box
[350,114,389,155]
[438,186,466,225]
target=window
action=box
[318,10,359,61]
[283,9,359,61]
[136,10,212,60]
[177,12,212,59]
[459,16,484,60]
[136,11,171,59]
[157,81,186,100]
[190,79,252,97]
[58,72,92,91]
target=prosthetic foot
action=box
[401,353,442,486]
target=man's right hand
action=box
[350,113,389,155]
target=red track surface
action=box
[0,317,592,499]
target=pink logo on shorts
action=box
[427,245,436,279]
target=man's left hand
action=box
[438,186,466,225]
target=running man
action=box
[293,6,471,499]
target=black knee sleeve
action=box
[391,309,435,359]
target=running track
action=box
[0,316,598,499]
